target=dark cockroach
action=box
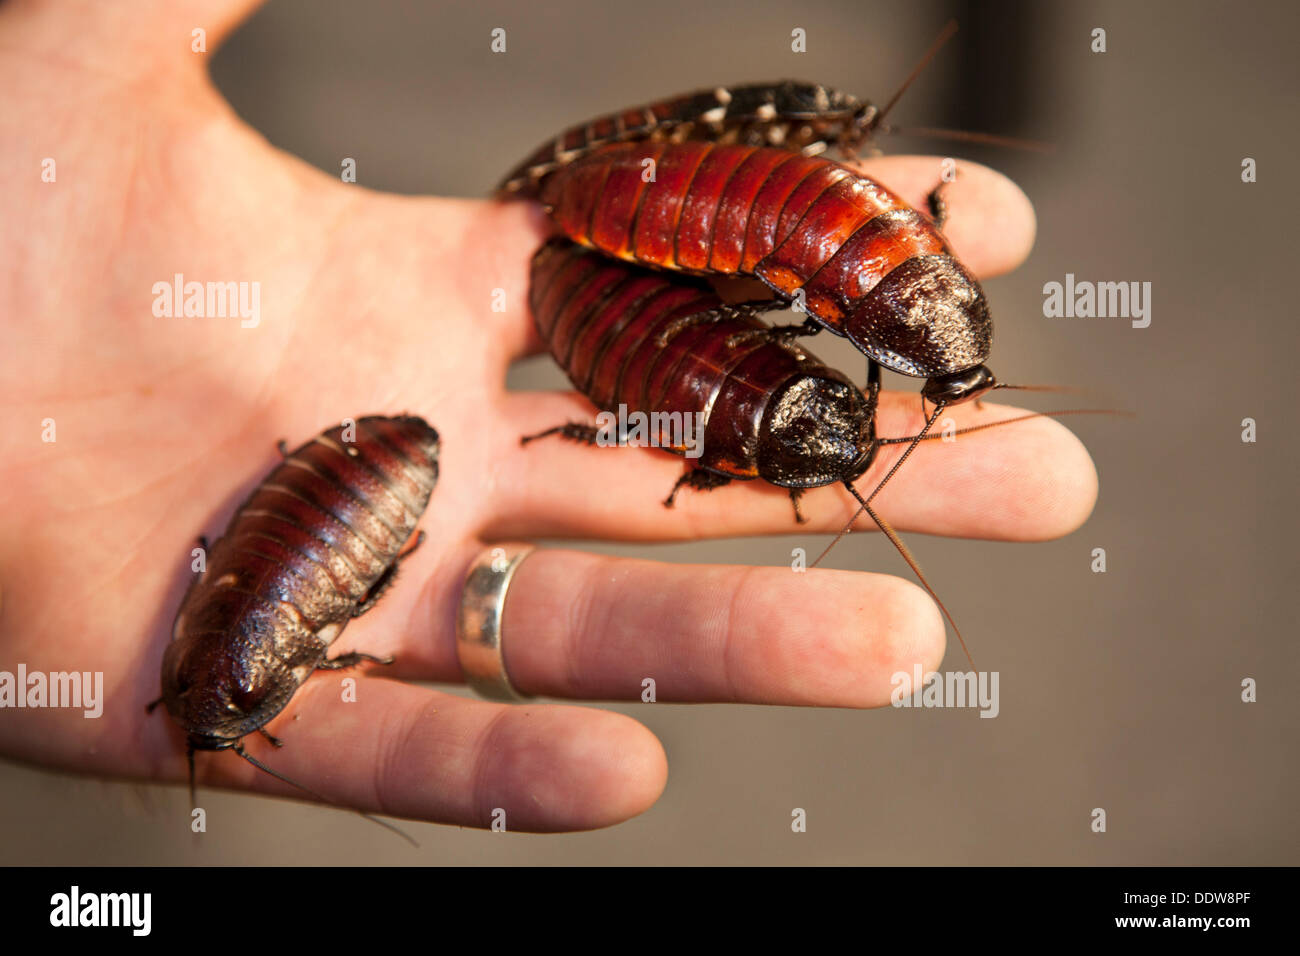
[497,80,881,199]
[521,238,1026,665]
[495,22,1009,198]
[147,415,439,839]
[525,237,878,508]
[539,140,998,407]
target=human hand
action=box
[0,0,1095,832]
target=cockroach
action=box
[496,80,881,200]
[147,415,440,840]
[525,237,877,508]
[539,139,998,407]
[495,21,1027,199]
[521,239,1045,666]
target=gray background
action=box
[4,0,1296,865]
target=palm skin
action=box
[0,0,1096,831]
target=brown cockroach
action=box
[525,237,876,506]
[539,139,999,408]
[148,415,439,839]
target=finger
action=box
[845,155,1037,279]
[497,551,946,705]
[454,197,555,362]
[194,677,668,832]
[485,390,1098,543]
[377,550,945,702]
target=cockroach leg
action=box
[520,422,601,446]
[653,307,728,346]
[926,179,949,230]
[724,315,821,349]
[663,469,732,508]
[349,529,426,617]
[257,727,284,748]
[400,529,427,558]
[316,650,394,670]
[276,439,290,458]
[788,488,807,524]
[655,300,783,347]
[352,566,398,616]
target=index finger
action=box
[845,154,1037,278]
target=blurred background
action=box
[4,0,1296,864]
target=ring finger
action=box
[394,548,947,707]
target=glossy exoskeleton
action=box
[151,415,439,825]
[540,141,997,407]
[524,238,881,516]
[496,80,882,199]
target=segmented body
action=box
[161,415,440,750]
[497,80,875,198]
[530,239,877,488]
[540,141,991,385]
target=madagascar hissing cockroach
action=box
[147,415,439,838]
[539,140,999,407]
[523,238,1005,664]
[494,22,991,198]
[496,80,882,199]
[524,237,877,512]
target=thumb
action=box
[1,0,265,78]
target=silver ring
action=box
[456,544,536,701]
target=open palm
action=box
[0,0,1096,832]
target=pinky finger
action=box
[195,678,668,833]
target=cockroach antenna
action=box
[866,19,959,137]
[230,742,419,848]
[813,405,1128,670]
[863,19,1054,154]
[810,400,979,673]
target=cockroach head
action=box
[922,365,998,406]
[758,372,876,487]
[849,101,881,144]
[160,632,296,750]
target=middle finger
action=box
[484,391,1098,542]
